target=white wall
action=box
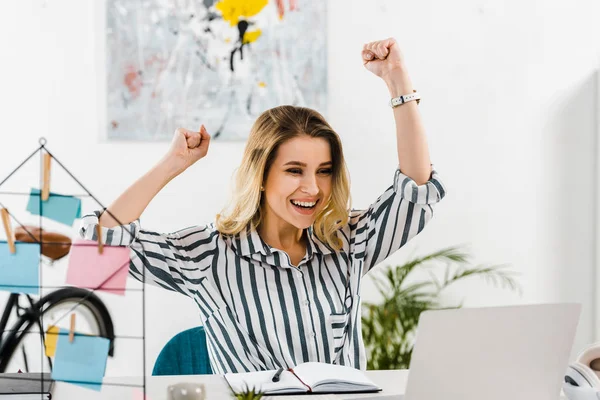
[0,0,599,376]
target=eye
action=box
[319,169,333,175]
[287,168,302,175]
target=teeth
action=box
[292,200,316,208]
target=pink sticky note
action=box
[133,388,151,400]
[66,239,130,295]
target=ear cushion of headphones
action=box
[569,362,600,389]
[563,343,600,400]
[578,342,600,380]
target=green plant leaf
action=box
[444,264,522,295]
[362,245,520,370]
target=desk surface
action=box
[51,370,408,399]
[49,369,570,400]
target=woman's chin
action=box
[286,215,316,230]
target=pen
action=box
[272,366,284,382]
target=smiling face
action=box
[261,135,333,231]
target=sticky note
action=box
[66,239,129,295]
[45,325,60,357]
[51,328,109,391]
[26,189,82,227]
[0,242,40,294]
[133,389,152,400]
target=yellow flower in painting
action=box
[243,29,262,44]
[258,81,267,88]
[215,0,268,27]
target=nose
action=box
[301,174,320,196]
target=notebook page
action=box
[293,362,380,392]
[224,369,307,394]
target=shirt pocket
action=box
[328,311,349,355]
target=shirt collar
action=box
[307,225,335,255]
[232,224,334,258]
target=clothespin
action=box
[1,208,15,254]
[96,224,104,254]
[69,314,76,343]
[42,153,51,202]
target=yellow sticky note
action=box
[45,325,59,357]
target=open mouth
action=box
[290,199,319,213]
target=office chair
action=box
[152,326,212,375]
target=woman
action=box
[79,37,446,373]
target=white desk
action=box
[51,370,407,399]
[50,370,569,399]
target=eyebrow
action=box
[283,161,333,167]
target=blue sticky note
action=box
[26,189,82,227]
[0,242,40,294]
[52,328,109,392]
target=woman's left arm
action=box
[347,38,445,276]
[362,37,431,185]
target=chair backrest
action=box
[152,326,212,375]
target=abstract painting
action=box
[106,0,327,141]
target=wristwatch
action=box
[390,90,421,107]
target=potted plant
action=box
[230,384,265,400]
[361,246,521,370]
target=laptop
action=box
[401,303,581,400]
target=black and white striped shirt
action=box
[79,167,445,374]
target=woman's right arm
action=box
[98,161,179,228]
[100,125,211,228]
[79,126,214,296]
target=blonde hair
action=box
[215,105,351,250]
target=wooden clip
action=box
[96,224,104,254]
[1,208,15,254]
[69,314,76,343]
[42,153,51,201]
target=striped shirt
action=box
[79,167,446,374]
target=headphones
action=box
[564,342,600,400]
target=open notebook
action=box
[224,362,381,395]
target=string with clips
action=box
[0,137,150,395]
[0,139,104,343]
